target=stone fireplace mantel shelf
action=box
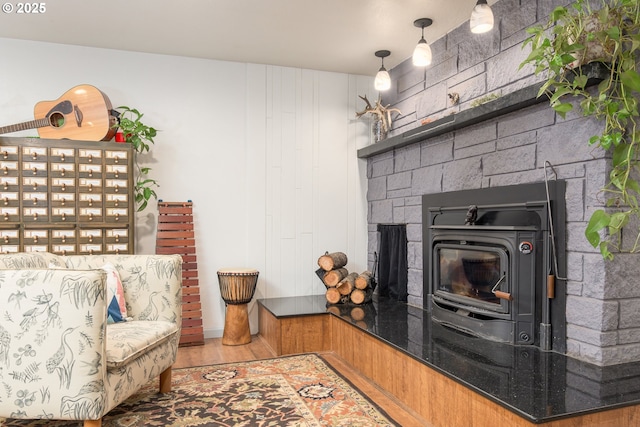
[357,63,609,159]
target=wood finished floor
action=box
[174,336,431,427]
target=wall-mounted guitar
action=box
[0,84,117,141]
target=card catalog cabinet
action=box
[0,137,134,255]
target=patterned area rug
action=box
[1,353,398,426]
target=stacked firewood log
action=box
[317,251,374,305]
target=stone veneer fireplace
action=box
[360,0,640,367]
[362,90,640,366]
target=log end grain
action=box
[324,267,349,287]
[318,251,348,271]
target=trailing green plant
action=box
[114,106,159,212]
[520,0,640,260]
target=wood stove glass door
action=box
[434,243,510,315]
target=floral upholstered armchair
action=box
[0,252,182,427]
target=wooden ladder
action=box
[156,201,205,347]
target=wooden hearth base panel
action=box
[258,307,331,355]
[257,305,640,427]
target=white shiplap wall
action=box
[0,38,373,337]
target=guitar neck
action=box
[0,118,51,135]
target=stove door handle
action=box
[491,275,513,301]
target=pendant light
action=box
[412,18,433,67]
[374,50,391,91]
[470,0,494,34]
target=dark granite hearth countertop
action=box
[258,294,640,424]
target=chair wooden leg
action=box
[84,419,101,427]
[159,366,172,393]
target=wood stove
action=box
[423,182,567,352]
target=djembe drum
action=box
[217,268,259,345]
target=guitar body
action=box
[0,85,117,141]
[34,85,117,141]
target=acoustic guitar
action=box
[0,85,117,141]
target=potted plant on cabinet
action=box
[113,106,159,212]
[520,0,640,260]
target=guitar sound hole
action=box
[48,112,65,128]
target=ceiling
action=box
[0,0,496,77]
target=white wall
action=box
[0,38,373,337]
